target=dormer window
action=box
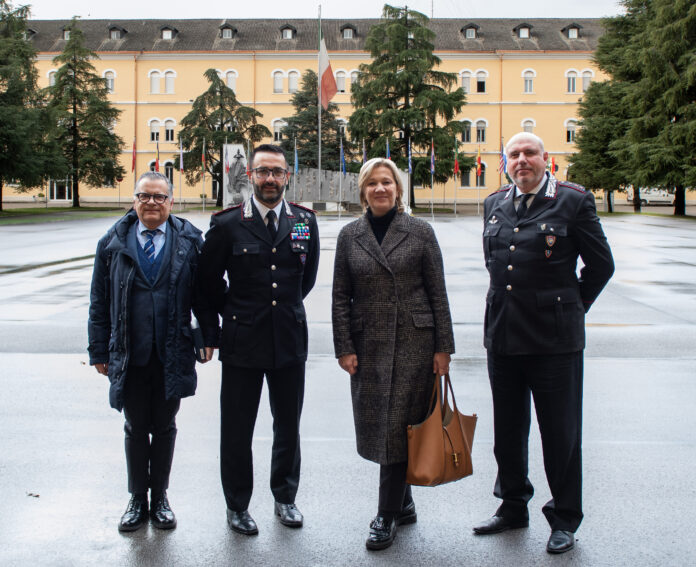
[220,25,237,39]
[108,27,126,40]
[280,25,296,40]
[562,23,583,39]
[159,26,178,40]
[24,28,36,40]
[513,23,533,39]
[63,29,70,40]
[461,24,479,40]
[340,24,357,40]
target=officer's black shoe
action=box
[150,491,177,530]
[226,509,259,535]
[366,515,397,550]
[118,494,148,532]
[396,500,417,525]
[274,502,303,527]
[472,514,529,535]
[547,530,575,554]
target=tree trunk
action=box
[673,185,686,216]
[633,187,641,213]
[604,189,614,213]
[71,99,80,208]
[0,179,4,212]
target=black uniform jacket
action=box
[482,174,614,355]
[195,198,319,369]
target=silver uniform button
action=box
[232,315,236,320]
[272,282,278,288]
[557,297,562,302]
[243,248,247,253]
[272,247,277,253]
[507,265,513,271]
[513,227,520,233]
[509,245,516,251]
[506,285,512,291]
[271,265,277,270]
[272,300,277,306]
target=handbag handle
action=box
[442,373,473,455]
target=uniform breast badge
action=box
[291,222,310,241]
[545,235,556,247]
[545,250,553,258]
[488,216,498,224]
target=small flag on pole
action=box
[476,145,482,177]
[453,143,460,176]
[551,156,557,174]
[155,140,160,172]
[386,137,390,160]
[318,34,338,110]
[430,139,435,174]
[498,141,506,174]
[294,137,299,174]
[340,136,346,175]
[201,138,206,175]
[131,138,136,172]
[362,139,367,164]
[246,139,251,177]
[179,139,184,171]
[224,146,230,174]
[408,138,412,174]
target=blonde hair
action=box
[357,158,405,213]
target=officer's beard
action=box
[252,179,284,207]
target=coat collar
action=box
[354,211,409,273]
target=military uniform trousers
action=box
[220,362,305,512]
[487,350,584,532]
[123,352,180,495]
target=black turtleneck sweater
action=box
[367,206,397,245]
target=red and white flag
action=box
[131,138,136,172]
[319,36,337,110]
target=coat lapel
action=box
[274,200,294,246]
[240,199,273,245]
[523,177,557,223]
[354,216,392,274]
[381,212,409,259]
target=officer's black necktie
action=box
[516,193,532,219]
[266,210,277,241]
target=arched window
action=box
[149,120,160,142]
[476,163,486,187]
[350,71,359,87]
[164,120,175,142]
[461,120,471,143]
[582,70,593,92]
[48,70,57,87]
[104,71,115,93]
[164,71,175,94]
[460,71,471,93]
[566,120,577,143]
[273,71,284,93]
[336,71,346,93]
[273,120,287,142]
[288,71,299,94]
[149,71,160,94]
[523,70,534,93]
[226,71,237,92]
[566,71,577,93]
[523,119,534,133]
[476,120,486,143]
[476,71,487,93]
[164,162,174,184]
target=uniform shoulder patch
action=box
[558,181,586,193]
[213,204,242,216]
[289,202,317,214]
[491,184,512,195]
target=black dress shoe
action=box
[472,514,529,535]
[150,492,177,530]
[547,530,575,554]
[366,516,397,550]
[274,502,303,527]
[396,501,417,526]
[226,509,258,535]
[118,495,148,532]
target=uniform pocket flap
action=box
[484,224,501,237]
[536,289,578,307]
[232,243,260,255]
[291,241,308,253]
[412,312,435,328]
[535,223,567,236]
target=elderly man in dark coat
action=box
[332,158,455,551]
[88,171,203,532]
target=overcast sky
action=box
[24,0,624,21]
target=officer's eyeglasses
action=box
[135,192,169,204]
[252,167,288,179]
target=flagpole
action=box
[293,136,297,202]
[430,138,434,222]
[202,137,206,213]
[178,139,183,212]
[317,5,322,201]
[453,137,457,217]
[338,134,343,220]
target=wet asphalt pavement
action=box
[0,211,695,566]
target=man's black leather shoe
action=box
[547,530,575,554]
[396,501,417,525]
[118,495,148,532]
[150,492,177,530]
[472,514,529,535]
[366,516,397,550]
[274,502,303,527]
[226,509,258,535]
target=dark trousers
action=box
[220,363,305,512]
[378,461,413,516]
[487,350,584,532]
[123,354,180,495]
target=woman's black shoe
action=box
[365,516,397,550]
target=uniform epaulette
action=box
[492,184,512,195]
[289,202,317,214]
[558,181,586,193]
[213,204,242,216]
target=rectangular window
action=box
[461,125,471,143]
[165,74,175,94]
[476,126,486,143]
[519,28,529,39]
[567,76,576,93]
[222,28,233,39]
[273,73,283,93]
[524,78,533,93]
[165,128,174,142]
[567,128,576,143]
[568,28,578,39]
[150,130,159,142]
[461,76,470,93]
[343,28,353,39]
[110,29,120,40]
[476,78,486,93]
[162,30,173,40]
[460,169,471,187]
[465,28,476,39]
[150,75,160,94]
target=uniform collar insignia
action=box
[284,200,294,218]
[544,174,557,199]
[489,215,498,224]
[242,198,254,220]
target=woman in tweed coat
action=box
[332,158,455,550]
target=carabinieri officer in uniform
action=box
[473,132,614,555]
[195,144,319,535]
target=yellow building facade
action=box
[15,18,607,205]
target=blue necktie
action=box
[143,229,158,263]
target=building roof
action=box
[26,18,604,53]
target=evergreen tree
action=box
[568,80,631,212]
[178,68,270,207]
[47,18,124,208]
[0,1,64,211]
[280,70,354,172]
[349,4,472,204]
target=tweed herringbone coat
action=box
[332,212,455,464]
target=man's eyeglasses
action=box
[252,167,288,179]
[135,192,169,204]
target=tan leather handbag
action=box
[406,373,477,486]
